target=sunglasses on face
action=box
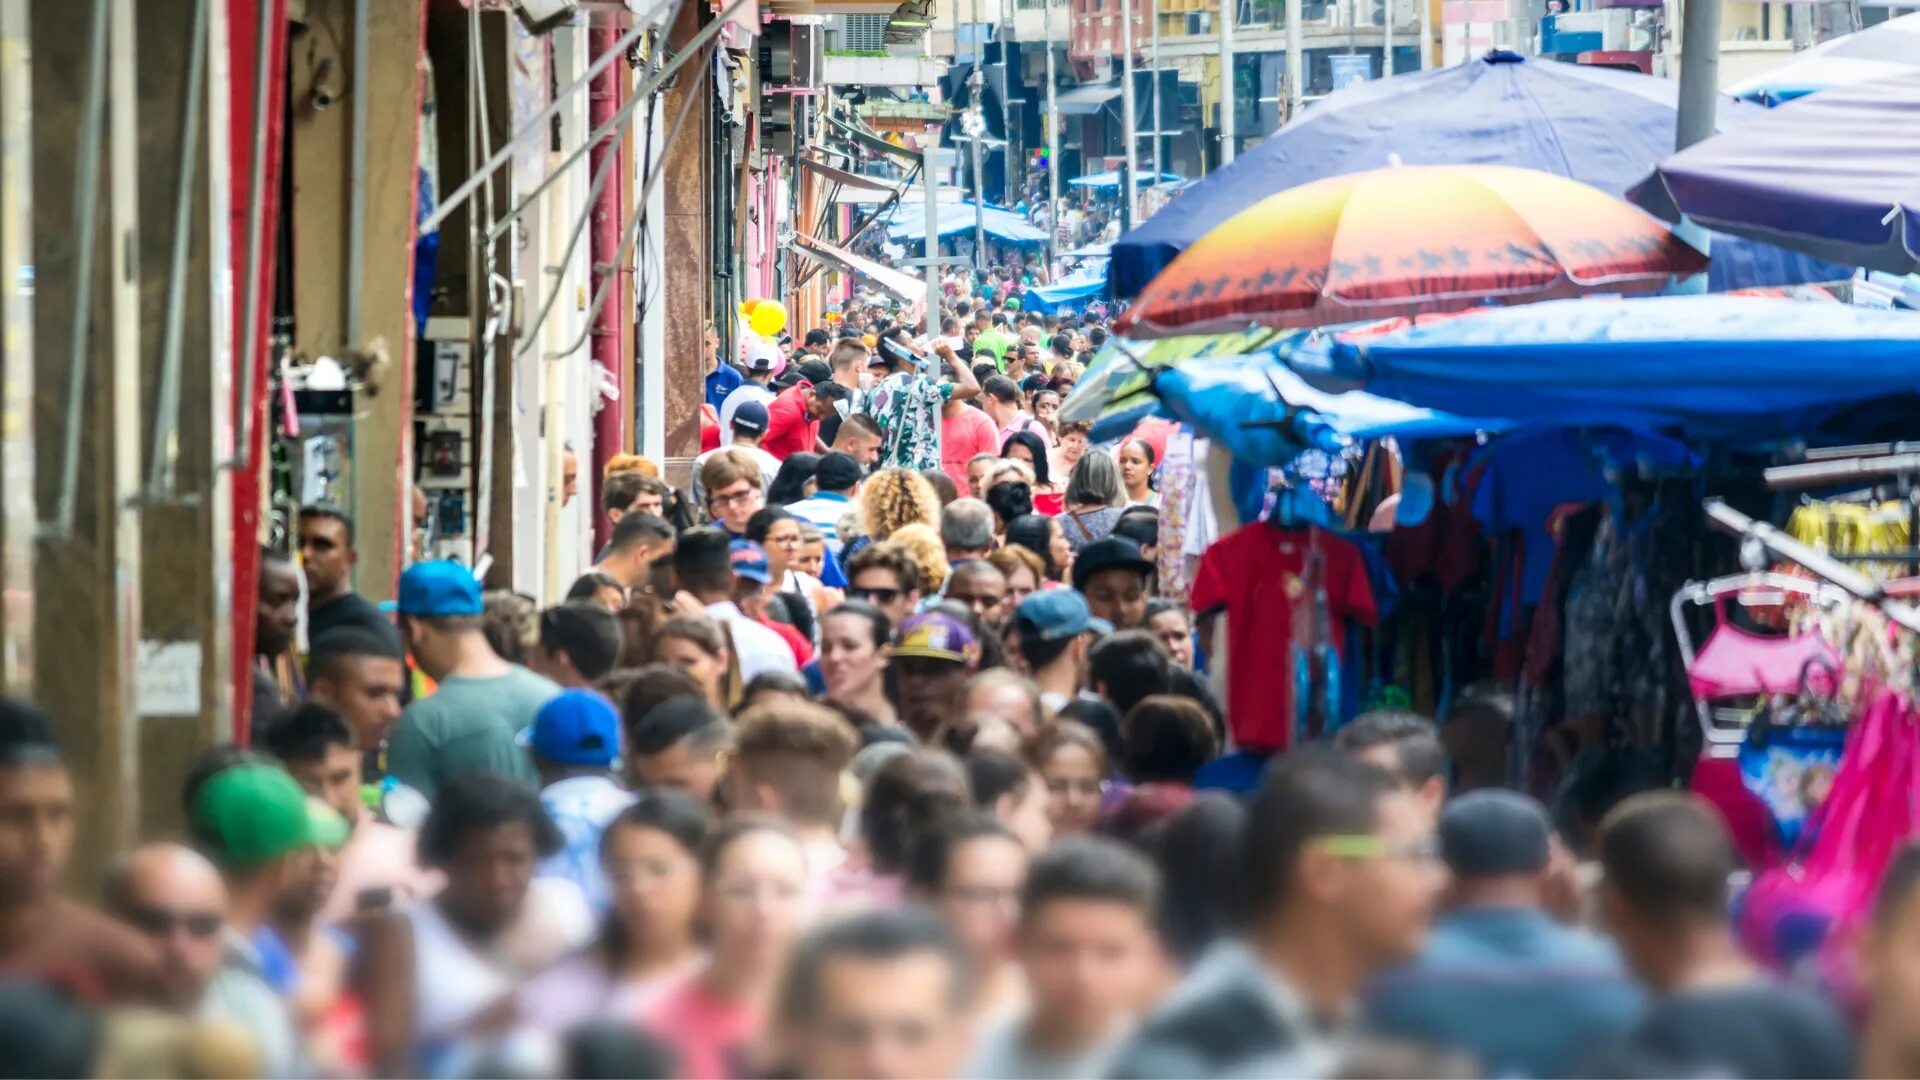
[847,586,901,605]
[126,906,223,940]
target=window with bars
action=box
[841,14,890,52]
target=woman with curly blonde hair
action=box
[846,468,941,560]
[885,523,952,593]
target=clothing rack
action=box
[1702,498,1920,634]
[1763,451,1920,564]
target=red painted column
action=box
[227,0,289,742]
[587,27,627,553]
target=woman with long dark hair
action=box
[764,452,821,507]
[1001,430,1064,515]
[518,792,711,1031]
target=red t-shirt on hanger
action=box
[1191,521,1378,753]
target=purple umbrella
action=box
[1631,71,1920,274]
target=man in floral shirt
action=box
[855,330,980,473]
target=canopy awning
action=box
[797,155,905,193]
[1055,83,1123,116]
[792,234,927,308]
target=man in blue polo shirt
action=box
[383,561,557,798]
[784,451,863,554]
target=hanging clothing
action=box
[1191,521,1378,753]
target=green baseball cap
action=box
[189,764,350,867]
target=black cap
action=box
[797,359,835,384]
[1070,536,1154,592]
[731,401,771,435]
[1439,790,1552,878]
[815,452,864,493]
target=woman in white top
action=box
[517,792,710,1034]
[748,507,840,629]
[1117,437,1161,509]
[360,774,594,1077]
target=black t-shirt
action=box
[309,591,400,649]
[1584,982,1854,1079]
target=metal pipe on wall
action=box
[54,0,110,535]
[1218,0,1234,164]
[148,0,212,499]
[346,0,369,343]
[1044,0,1059,263]
[1121,0,1137,223]
[588,21,626,553]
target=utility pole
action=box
[1219,0,1235,164]
[1286,0,1303,114]
[1675,0,1722,151]
[1121,0,1138,223]
[1384,0,1394,75]
[1150,0,1162,186]
[1045,0,1061,264]
[923,138,943,319]
[969,0,988,268]
[1418,0,1430,67]
[1003,0,1016,207]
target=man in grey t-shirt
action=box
[383,561,557,798]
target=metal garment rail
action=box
[1701,497,1920,635]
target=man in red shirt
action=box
[940,397,1001,492]
[761,380,850,461]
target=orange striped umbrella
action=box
[1117,164,1708,339]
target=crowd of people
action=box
[1,282,1912,1080]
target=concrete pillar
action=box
[27,0,149,880]
[289,0,426,602]
[661,0,715,482]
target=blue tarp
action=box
[1069,170,1184,190]
[879,201,1049,246]
[1295,295,1920,437]
[1110,51,1848,299]
[1631,71,1920,276]
[1727,13,1920,105]
[1023,259,1110,313]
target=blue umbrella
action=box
[1631,72,1920,275]
[1023,259,1110,314]
[1727,13,1920,106]
[1111,51,1846,298]
[1295,295,1920,437]
[1068,170,1183,190]
[880,201,1049,246]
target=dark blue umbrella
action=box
[1631,71,1920,275]
[1111,51,1846,298]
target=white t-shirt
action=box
[717,382,776,446]
[705,600,799,680]
[689,444,781,506]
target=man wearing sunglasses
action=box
[104,843,231,1012]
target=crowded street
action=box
[5,0,1920,1076]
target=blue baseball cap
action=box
[1013,589,1112,642]
[380,560,483,616]
[729,539,773,584]
[519,689,622,767]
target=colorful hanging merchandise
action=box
[1191,507,1379,753]
[1740,687,1920,979]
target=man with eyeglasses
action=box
[104,843,232,1012]
[1117,748,1441,1079]
[698,448,770,538]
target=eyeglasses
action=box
[848,586,902,605]
[125,906,223,940]
[709,488,759,510]
[1314,835,1443,863]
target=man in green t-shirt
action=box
[383,561,557,798]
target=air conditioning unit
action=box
[759,22,823,88]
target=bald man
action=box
[104,844,231,1011]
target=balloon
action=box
[740,299,762,317]
[748,299,788,338]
